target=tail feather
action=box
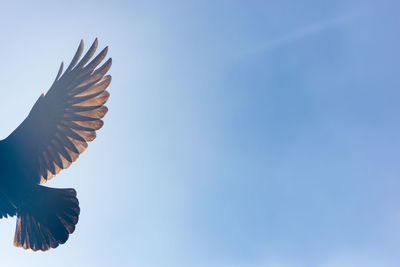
[14,186,80,251]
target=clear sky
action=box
[0,0,399,266]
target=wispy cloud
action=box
[239,14,358,58]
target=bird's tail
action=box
[13,186,80,251]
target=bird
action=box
[0,39,112,251]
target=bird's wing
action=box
[3,39,112,184]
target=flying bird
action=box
[0,39,111,251]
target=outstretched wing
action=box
[3,39,112,184]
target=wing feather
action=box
[3,39,111,184]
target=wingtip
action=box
[88,38,99,54]
[99,46,108,56]
[54,61,64,82]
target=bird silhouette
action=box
[0,39,111,251]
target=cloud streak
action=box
[239,14,358,58]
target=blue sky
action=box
[0,0,400,266]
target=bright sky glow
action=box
[0,1,400,266]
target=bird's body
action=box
[0,39,111,251]
[0,146,28,208]
[0,148,28,211]
[0,141,46,215]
